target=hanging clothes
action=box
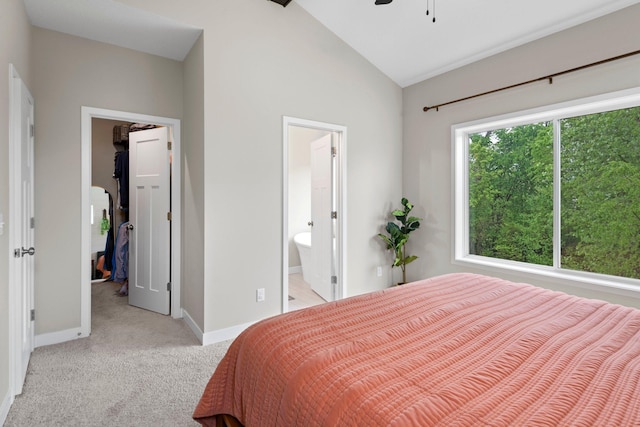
[103,193,115,272]
[114,151,129,211]
[103,225,115,273]
[112,221,129,284]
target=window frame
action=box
[452,87,640,293]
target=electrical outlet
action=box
[256,288,265,302]
[377,266,382,277]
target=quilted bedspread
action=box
[193,273,640,426]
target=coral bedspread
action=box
[193,273,640,426]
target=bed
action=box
[193,273,640,426]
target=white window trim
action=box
[452,87,640,296]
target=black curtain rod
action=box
[423,49,640,112]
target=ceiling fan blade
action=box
[269,0,293,7]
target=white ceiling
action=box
[23,0,640,87]
[23,0,202,61]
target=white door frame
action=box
[80,107,182,338]
[282,116,347,312]
[8,63,35,398]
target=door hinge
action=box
[331,211,337,219]
[167,282,172,292]
[30,217,35,229]
[14,248,20,258]
[331,275,337,284]
[168,141,172,151]
[31,309,35,321]
[167,211,172,221]
[331,146,336,157]
[30,124,35,138]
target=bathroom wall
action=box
[287,126,331,269]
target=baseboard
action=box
[182,309,204,344]
[202,321,256,346]
[182,308,256,346]
[35,327,84,348]
[0,388,13,426]
[289,266,302,275]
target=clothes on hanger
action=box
[112,221,129,296]
[114,151,129,211]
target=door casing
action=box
[283,116,347,312]
[80,107,182,338]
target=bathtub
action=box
[294,232,312,284]
[294,232,336,286]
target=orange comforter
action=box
[194,273,640,426]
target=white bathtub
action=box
[294,232,336,286]
[294,232,312,284]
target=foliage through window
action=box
[456,90,640,283]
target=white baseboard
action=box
[182,309,255,346]
[289,266,302,275]
[35,327,85,348]
[182,309,204,344]
[202,321,255,346]
[183,308,257,346]
[0,388,13,426]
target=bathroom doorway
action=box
[283,117,346,313]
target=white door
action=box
[10,69,35,395]
[128,127,171,315]
[310,134,334,301]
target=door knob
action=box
[308,221,314,227]
[126,223,134,230]
[21,247,35,256]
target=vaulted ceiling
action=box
[23,0,640,87]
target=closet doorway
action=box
[80,107,182,337]
[283,116,347,313]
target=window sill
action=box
[453,255,640,300]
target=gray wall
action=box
[118,0,404,332]
[27,0,402,339]
[199,0,403,331]
[403,3,640,307]
[0,0,32,412]
[182,33,205,330]
[32,28,184,334]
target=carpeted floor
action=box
[5,281,232,427]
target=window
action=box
[454,88,640,287]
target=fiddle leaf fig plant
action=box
[378,197,422,284]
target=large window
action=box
[454,89,640,286]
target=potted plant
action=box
[377,197,422,284]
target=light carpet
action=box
[5,281,232,427]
